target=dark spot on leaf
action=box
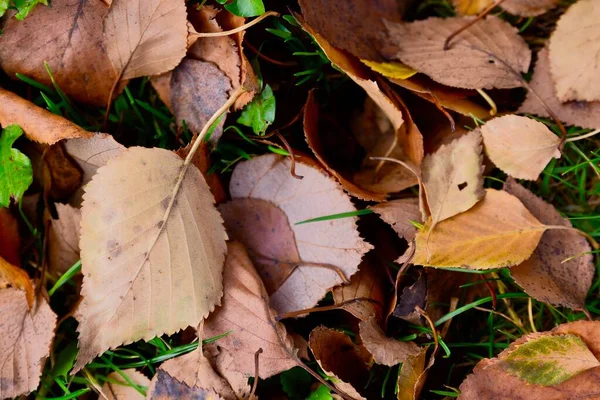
[458,182,468,191]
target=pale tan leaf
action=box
[0,88,92,145]
[504,178,594,310]
[48,203,81,276]
[549,0,600,102]
[102,369,149,400]
[397,348,427,400]
[0,288,57,398]
[359,317,421,366]
[147,369,226,400]
[414,189,546,269]
[371,198,421,242]
[381,16,531,89]
[204,242,298,379]
[175,142,227,205]
[226,154,372,314]
[0,257,34,308]
[74,147,227,371]
[0,0,117,106]
[481,115,561,180]
[422,130,485,225]
[103,0,187,81]
[519,48,600,130]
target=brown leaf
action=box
[298,0,404,61]
[102,369,149,400]
[458,321,600,399]
[519,48,600,130]
[176,142,226,204]
[393,272,427,324]
[548,0,600,102]
[0,88,92,144]
[0,256,34,308]
[103,0,187,82]
[381,16,531,89]
[204,242,298,379]
[224,154,372,314]
[309,326,371,400]
[396,348,428,400]
[0,288,57,398]
[504,178,594,310]
[48,203,81,276]
[422,130,485,225]
[414,189,546,269]
[74,147,226,371]
[481,115,561,180]
[148,369,226,400]
[359,317,421,366]
[371,197,421,243]
[0,0,117,106]
[170,59,231,144]
[453,0,558,16]
[42,143,83,201]
[0,208,21,266]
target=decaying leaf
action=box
[102,369,149,400]
[392,272,427,324]
[548,0,600,102]
[422,130,485,225]
[459,321,600,399]
[223,154,371,314]
[74,147,227,371]
[48,203,81,275]
[0,256,34,307]
[381,16,531,90]
[453,0,558,16]
[519,48,600,130]
[359,317,421,366]
[204,242,298,379]
[504,179,594,310]
[414,189,546,269]
[481,115,561,180]
[0,288,57,399]
[148,369,226,400]
[0,88,91,145]
[0,0,116,106]
[41,143,83,201]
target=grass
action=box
[5,1,599,399]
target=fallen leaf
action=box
[0,88,92,144]
[0,256,34,307]
[42,143,83,201]
[237,84,276,135]
[548,0,600,102]
[309,326,371,400]
[74,146,227,371]
[147,369,226,400]
[413,189,546,269]
[0,124,32,207]
[359,317,421,366]
[392,272,427,325]
[48,203,81,276]
[371,197,421,243]
[481,115,561,180]
[0,0,116,106]
[223,0,264,17]
[0,288,57,398]
[381,16,531,89]
[204,242,298,379]
[176,142,226,205]
[452,0,491,14]
[225,154,371,314]
[0,208,20,266]
[102,369,149,400]
[453,0,558,16]
[361,60,417,80]
[459,321,600,399]
[519,48,600,130]
[504,179,594,310]
[422,130,485,225]
[170,59,231,143]
[397,348,428,400]
[103,0,187,85]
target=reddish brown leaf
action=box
[359,317,421,366]
[0,208,21,266]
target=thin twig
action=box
[244,39,298,67]
[248,348,263,400]
[275,131,303,179]
[476,89,497,116]
[190,11,279,38]
[276,298,380,320]
[444,0,508,50]
[527,298,537,333]
[565,129,600,142]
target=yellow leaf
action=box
[452,0,493,15]
[0,256,34,308]
[361,60,417,80]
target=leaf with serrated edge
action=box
[359,317,421,366]
[48,204,81,276]
[74,147,226,371]
[414,189,546,269]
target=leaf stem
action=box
[190,11,279,38]
[444,0,508,50]
[565,129,600,142]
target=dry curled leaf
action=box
[48,203,81,276]
[504,179,594,310]
[224,154,371,315]
[414,189,546,269]
[549,0,600,102]
[359,317,421,366]
[148,369,226,400]
[204,242,298,379]
[481,115,561,180]
[0,88,91,145]
[422,130,485,226]
[0,0,116,106]
[74,147,226,371]
[381,16,531,90]
[102,369,149,400]
[0,288,57,399]
[518,48,600,130]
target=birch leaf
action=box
[413,189,546,269]
[48,204,81,276]
[74,146,227,371]
[0,256,34,307]
[481,115,561,180]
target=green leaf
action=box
[12,0,47,20]
[280,367,313,399]
[224,0,265,17]
[237,84,275,135]
[307,385,333,400]
[0,125,33,208]
[53,341,79,379]
[501,334,600,386]
[0,0,9,17]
